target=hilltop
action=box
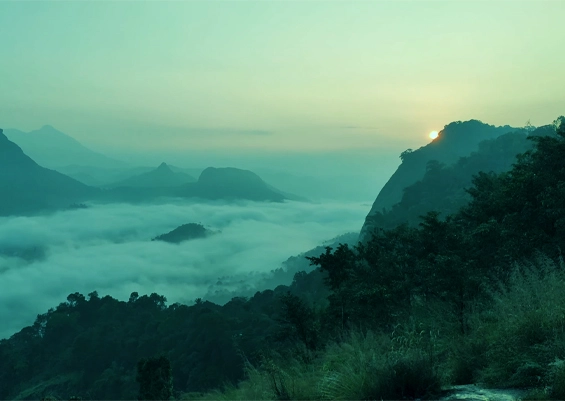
[105,162,196,189]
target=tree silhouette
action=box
[136,356,173,401]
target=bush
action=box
[473,256,565,387]
[547,358,565,399]
[319,329,441,400]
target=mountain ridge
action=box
[360,119,520,239]
[103,162,196,189]
[4,125,125,169]
[0,128,100,216]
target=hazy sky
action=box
[1,1,564,154]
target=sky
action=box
[0,199,368,339]
[1,1,564,156]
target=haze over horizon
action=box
[2,1,564,159]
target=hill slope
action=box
[363,130,534,232]
[4,125,124,169]
[182,167,287,202]
[0,129,99,216]
[101,167,291,203]
[361,120,518,238]
[105,163,196,189]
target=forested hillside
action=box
[364,128,535,230]
[1,117,565,401]
[361,120,518,238]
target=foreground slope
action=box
[0,128,99,216]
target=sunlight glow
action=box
[429,131,439,139]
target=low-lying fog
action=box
[0,199,369,339]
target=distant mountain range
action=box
[57,165,202,188]
[3,125,125,169]
[104,162,196,189]
[0,128,99,216]
[0,128,298,216]
[6,125,362,201]
[101,166,291,203]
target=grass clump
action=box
[472,256,565,389]
[318,329,441,400]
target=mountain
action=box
[4,125,124,169]
[152,223,214,244]
[0,128,99,216]
[181,167,288,202]
[105,162,196,189]
[363,130,534,233]
[100,167,293,203]
[57,165,203,188]
[360,120,519,239]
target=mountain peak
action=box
[198,167,264,185]
[157,162,170,170]
[0,129,38,167]
[0,128,9,144]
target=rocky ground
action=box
[439,385,528,401]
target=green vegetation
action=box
[136,356,174,401]
[1,117,565,400]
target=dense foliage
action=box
[1,117,565,400]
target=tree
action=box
[278,292,318,350]
[400,148,414,161]
[136,356,173,401]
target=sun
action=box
[429,131,439,139]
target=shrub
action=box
[319,329,441,400]
[474,255,565,387]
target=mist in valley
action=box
[0,199,367,339]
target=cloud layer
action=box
[0,199,368,339]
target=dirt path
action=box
[439,384,527,401]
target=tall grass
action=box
[318,328,441,400]
[472,255,565,395]
[187,254,565,400]
[180,359,321,401]
[190,327,442,401]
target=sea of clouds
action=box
[0,199,370,339]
